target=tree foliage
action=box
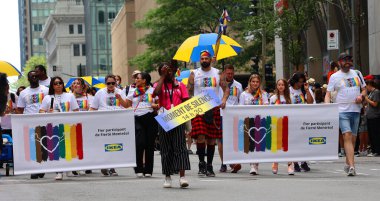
[132,0,250,72]
[12,56,46,89]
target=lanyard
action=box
[164,82,174,105]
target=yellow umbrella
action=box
[0,61,21,76]
[173,33,242,62]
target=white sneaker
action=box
[79,171,86,176]
[163,176,172,188]
[249,163,259,175]
[179,177,189,188]
[144,174,152,177]
[136,173,144,178]
[55,173,63,180]
[347,167,356,176]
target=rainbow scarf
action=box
[251,89,262,105]
[134,86,149,97]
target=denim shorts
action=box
[339,112,360,136]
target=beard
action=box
[201,61,210,68]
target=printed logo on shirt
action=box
[29,93,45,104]
[229,86,239,97]
[202,77,217,87]
[342,77,360,87]
[77,100,89,110]
[59,102,71,112]
[292,94,305,104]
[251,97,262,105]
[107,97,120,107]
[139,94,154,103]
[273,99,286,105]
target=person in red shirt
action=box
[153,61,191,188]
[327,61,339,83]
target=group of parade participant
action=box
[1,51,376,187]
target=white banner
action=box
[11,110,136,175]
[223,104,339,164]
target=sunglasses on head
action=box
[54,81,63,86]
[106,82,116,86]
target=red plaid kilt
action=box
[190,107,222,139]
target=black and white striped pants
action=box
[158,124,191,175]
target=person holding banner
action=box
[126,72,159,178]
[153,61,191,188]
[325,53,367,176]
[0,73,9,148]
[289,72,314,172]
[188,50,229,177]
[269,79,295,175]
[72,77,94,174]
[218,64,243,173]
[239,73,269,175]
[39,76,80,180]
[90,75,128,176]
[17,70,49,179]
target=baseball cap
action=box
[338,53,352,61]
[364,74,374,80]
[132,70,141,76]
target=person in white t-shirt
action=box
[325,53,366,176]
[35,65,51,87]
[90,75,128,176]
[0,73,9,148]
[239,73,269,175]
[16,70,49,180]
[218,64,243,173]
[126,72,159,178]
[0,92,18,136]
[289,72,314,172]
[269,79,295,175]
[39,76,79,181]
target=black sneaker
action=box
[38,173,45,178]
[301,162,311,172]
[219,164,227,172]
[206,165,215,177]
[294,162,301,172]
[30,174,39,179]
[85,170,92,174]
[198,161,206,176]
[72,171,79,176]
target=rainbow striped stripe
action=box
[30,93,45,104]
[142,94,154,103]
[233,115,289,154]
[229,86,238,96]
[23,123,84,163]
[202,77,217,87]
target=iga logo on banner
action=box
[23,123,84,163]
[309,137,326,145]
[105,143,123,152]
[232,115,289,154]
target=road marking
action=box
[200,179,225,182]
[370,169,380,171]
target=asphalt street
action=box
[1,150,379,201]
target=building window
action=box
[99,34,106,49]
[33,24,43,31]
[39,38,43,45]
[82,44,86,56]
[98,11,105,24]
[78,24,83,34]
[69,25,74,34]
[109,12,116,20]
[73,44,80,56]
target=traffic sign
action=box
[327,30,339,50]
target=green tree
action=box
[132,0,250,72]
[12,56,46,89]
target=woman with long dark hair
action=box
[289,72,314,172]
[364,80,380,157]
[126,72,159,178]
[39,76,79,180]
